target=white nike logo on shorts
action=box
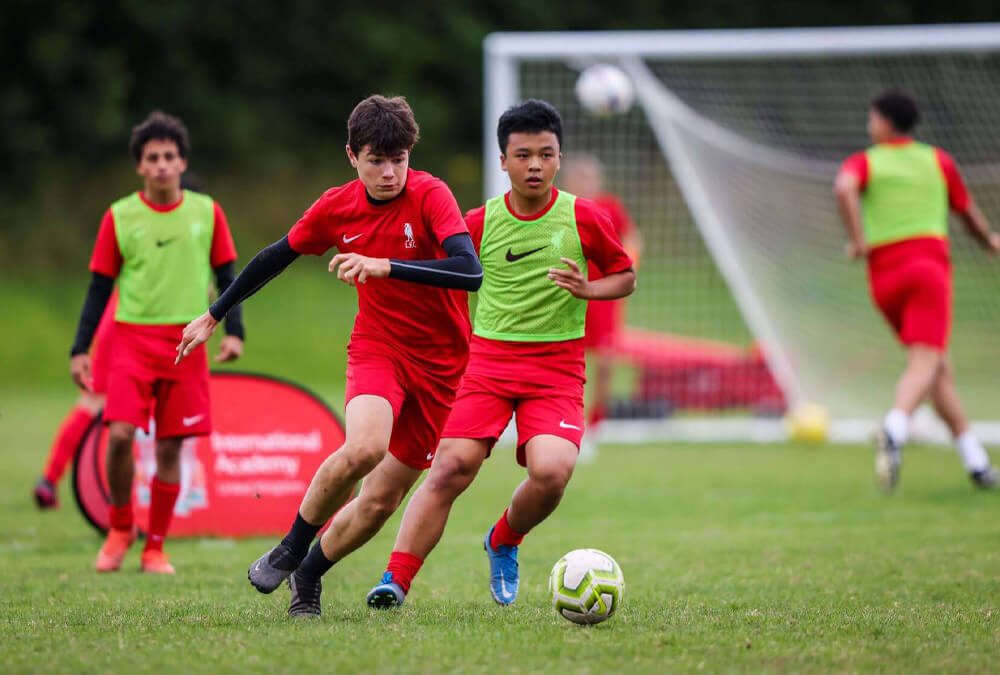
[342,233,364,243]
[426,452,434,461]
[559,420,581,430]
[182,414,205,427]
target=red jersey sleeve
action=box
[209,201,238,266]
[422,183,469,244]
[89,208,123,277]
[575,199,633,276]
[287,190,340,255]
[935,148,972,213]
[839,152,869,190]
[464,207,486,253]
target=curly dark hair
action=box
[872,91,920,134]
[129,110,190,162]
[497,99,563,154]
[347,95,420,156]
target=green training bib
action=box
[474,191,588,342]
[112,190,216,324]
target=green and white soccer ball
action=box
[548,548,625,625]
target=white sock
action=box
[956,430,990,473]
[884,408,909,446]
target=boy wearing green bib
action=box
[835,91,999,492]
[70,112,245,573]
[368,100,636,608]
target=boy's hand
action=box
[215,335,243,362]
[329,253,391,286]
[548,258,592,299]
[70,353,93,391]
[176,311,218,364]
[845,241,869,260]
[986,231,1000,256]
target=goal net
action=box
[484,25,1000,443]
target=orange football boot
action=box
[140,549,176,574]
[95,527,136,572]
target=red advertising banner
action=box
[74,372,345,537]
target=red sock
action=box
[109,503,134,532]
[386,551,424,594]
[43,406,96,485]
[490,508,526,550]
[144,477,180,553]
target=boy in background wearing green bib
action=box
[367,100,636,608]
[835,91,999,492]
[70,112,245,573]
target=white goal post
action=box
[484,24,1000,444]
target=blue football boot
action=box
[366,572,406,609]
[484,526,518,605]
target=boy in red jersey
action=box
[177,95,482,618]
[835,90,999,492]
[367,100,636,608]
[562,155,642,460]
[70,111,245,573]
[35,178,205,509]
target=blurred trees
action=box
[2,0,998,269]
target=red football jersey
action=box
[463,188,633,387]
[287,169,471,370]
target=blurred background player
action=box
[367,100,635,608]
[34,293,117,508]
[834,90,1000,492]
[70,111,245,573]
[177,95,482,618]
[33,175,205,509]
[560,155,642,461]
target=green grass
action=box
[2,390,998,673]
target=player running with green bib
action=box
[835,90,999,492]
[368,99,636,608]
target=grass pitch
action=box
[2,390,998,673]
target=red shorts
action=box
[584,298,623,350]
[103,322,211,439]
[345,339,467,470]
[441,373,585,467]
[90,295,118,395]
[868,238,951,351]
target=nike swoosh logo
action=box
[343,233,364,243]
[499,572,511,599]
[559,420,581,430]
[426,452,434,461]
[182,414,204,427]
[505,245,547,262]
[254,561,262,572]
[156,238,175,247]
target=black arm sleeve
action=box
[209,236,300,321]
[70,273,114,356]
[388,233,483,291]
[213,262,245,340]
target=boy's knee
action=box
[340,437,388,478]
[107,423,136,450]
[426,450,479,496]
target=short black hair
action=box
[871,90,920,133]
[497,99,563,154]
[348,95,420,156]
[129,110,190,162]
